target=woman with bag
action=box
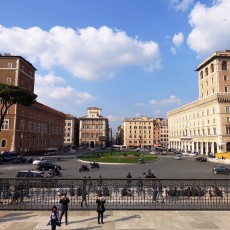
[96,194,105,224]
[50,205,60,230]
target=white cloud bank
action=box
[34,72,95,106]
[0,25,161,80]
[187,0,230,56]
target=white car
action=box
[150,151,157,155]
[32,157,46,165]
[174,154,182,160]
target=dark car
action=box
[212,165,230,174]
[37,162,61,171]
[196,156,207,162]
[13,156,27,163]
[16,170,46,178]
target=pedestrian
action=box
[156,180,164,203]
[80,177,88,207]
[126,172,132,187]
[59,193,70,225]
[152,181,158,202]
[96,194,105,224]
[49,205,60,230]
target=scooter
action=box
[79,164,89,172]
[90,162,100,168]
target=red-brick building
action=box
[0,54,65,153]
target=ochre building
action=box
[167,50,230,154]
[123,116,168,149]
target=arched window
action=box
[200,71,203,80]
[205,67,208,76]
[1,139,6,147]
[211,64,214,72]
[222,61,227,70]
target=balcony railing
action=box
[0,178,229,210]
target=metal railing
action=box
[0,178,229,210]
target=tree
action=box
[0,84,37,131]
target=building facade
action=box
[167,50,230,154]
[79,107,109,148]
[64,114,79,147]
[123,116,168,149]
[0,54,66,153]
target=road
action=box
[0,150,229,179]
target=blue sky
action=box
[0,0,230,133]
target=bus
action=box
[111,145,122,150]
[45,148,59,155]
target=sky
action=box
[0,0,230,133]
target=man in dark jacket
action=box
[59,193,70,225]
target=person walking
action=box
[96,194,105,224]
[126,172,132,187]
[81,177,88,207]
[59,193,70,225]
[49,205,60,230]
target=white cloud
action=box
[135,102,145,107]
[171,0,194,12]
[171,47,177,54]
[0,25,161,80]
[34,72,95,106]
[187,0,230,56]
[172,32,184,46]
[150,95,181,106]
[107,115,123,123]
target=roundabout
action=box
[78,151,158,164]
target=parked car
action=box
[0,151,17,161]
[33,157,46,165]
[16,170,46,178]
[196,156,207,162]
[37,162,61,171]
[212,165,230,174]
[13,156,27,163]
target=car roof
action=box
[18,170,43,173]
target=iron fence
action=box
[0,178,229,210]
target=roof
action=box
[0,54,37,70]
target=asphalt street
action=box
[0,150,229,179]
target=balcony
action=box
[180,136,193,140]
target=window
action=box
[2,119,9,130]
[213,128,216,135]
[211,63,214,72]
[20,120,25,130]
[224,75,228,81]
[224,86,228,93]
[7,78,11,83]
[205,67,208,76]
[222,61,227,70]
[227,118,230,123]
[1,139,6,147]
[226,127,230,135]
[200,71,203,80]
[21,80,24,86]
[7,63,13,68]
